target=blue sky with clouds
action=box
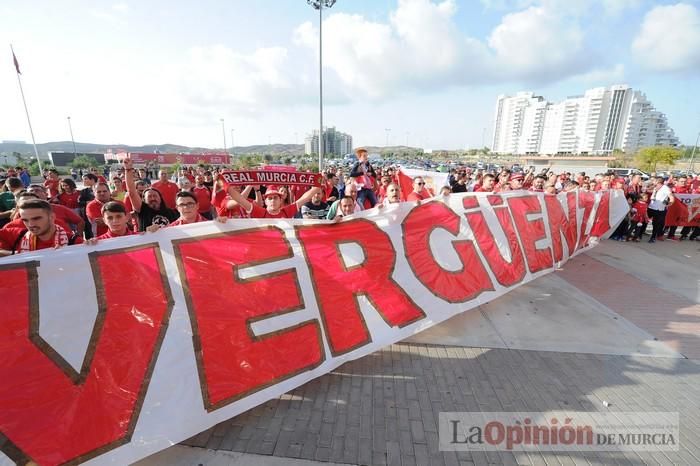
[1,0,699,150]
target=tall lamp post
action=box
[220,118,228,163]
[689,131,699,173]
[230,129,235,157]
[307,0,337,172]
[67,116,77,158]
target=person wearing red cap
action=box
[613,178,626,190]
[228,184,321,218]
[509,173,524,191]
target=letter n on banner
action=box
[0,245,172,466]
[507,195,554,273]
[174,226,324,412]
[296,219,426,356]
[402,201,493,302]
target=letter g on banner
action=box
[0,245,173,466]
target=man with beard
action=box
[301,189,330,220]
[0,199,82,256]
[124,156,179,231]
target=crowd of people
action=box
[1,148,698,256]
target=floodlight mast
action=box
[306,0,337,171]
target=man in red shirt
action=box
[192,175,213,219]
[85,201,137,244]
[509,173,524,191]
[475,174,496,192]
[86,182,116,237]
[18,184,85,236]
[406,177,430,202]
[0,199,82,256]
[43,169,61,200]
[151,169,180,209]
[228,184,321,218]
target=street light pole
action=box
[220,118,227,154]
[67,116,77,158]
[385,128,391,147]
[307,0,337,172]
[230,129,235,156]
[689,131,700,173]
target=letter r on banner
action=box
[296,219,426,356]
[174,226,324,411]
[0,245,172,466]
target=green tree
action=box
[635,146,682,172]
[70,154,99,169]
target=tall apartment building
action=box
[491,85,678,155]
[304,127,353,156]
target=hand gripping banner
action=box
[0,190,627,465]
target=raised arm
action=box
[227,185,253,212]
[123,155,143,213]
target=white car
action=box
[612,168,650,181]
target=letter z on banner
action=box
[0,190,628,465]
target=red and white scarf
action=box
[19,225,70,253]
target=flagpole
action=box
[10,44,44,174]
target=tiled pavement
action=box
[558,255,700,359]
[179,243,700,466]
[182,345,700,465]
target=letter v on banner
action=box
[0,245,173,466]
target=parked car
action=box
[612,168,650,181]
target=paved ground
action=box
[137,239,700,466]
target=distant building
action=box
[305,127,353,156]
[491,85,679,155]
[48,151,106,166]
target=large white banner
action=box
[0,190,627,466]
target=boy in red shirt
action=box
[85,201,137,243]
[192,175,213,219]
[628,192,650,242]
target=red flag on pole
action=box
[12,50,21,75]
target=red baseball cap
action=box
[264,185,282,198]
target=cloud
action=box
[294,0,595,98]
[175,45,317,120]
[112,3,129,13]
[632,3,700,73]
[487,6,589,80]
[176,0,607,113]
[571,63,625,85]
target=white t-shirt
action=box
[648,184,672,211]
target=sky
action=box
[1,0,699,151]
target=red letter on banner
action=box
[576,190,596,250]
[402,201,493,302]
[296,219,426,356]
[174,226,323,411]
[544,192,578,262]
[464,196,527,287]
[0,246,172,466]
[589,190,612,238]
[508,195,554,273]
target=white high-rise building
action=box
[491,85,678,155]
[305,127,353,156]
